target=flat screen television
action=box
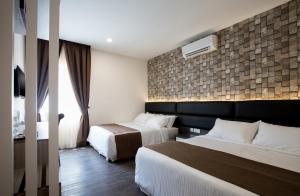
[14,66,25,97]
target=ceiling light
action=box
[106,38,112,43]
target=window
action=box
[40,49,81,148]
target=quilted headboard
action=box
[145,100,300,133]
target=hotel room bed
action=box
[135,135,300,196]
[136,101,300,196]
[87,122,178,161]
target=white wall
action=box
[89,49,147,125]
[13,34,25,124]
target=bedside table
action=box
[176,132,202,141]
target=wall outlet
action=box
[189,128,201,133]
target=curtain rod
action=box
[37,38,90,47]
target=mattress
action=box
[135,135,300,196]
[87,122,178,161]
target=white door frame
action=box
[0,0,14,195]
[25,0,38,195]
[49,0,60,195]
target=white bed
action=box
[87,122,178,161]
[135,135,300,196]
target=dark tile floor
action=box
[59,147,145,196]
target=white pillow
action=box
[145,115,170,129]
[134,113,153,125]
[159,114,177,128]
[208,118,259,143]
[146,113,177,128]
[166,115,177,128]
[252,122,300,155]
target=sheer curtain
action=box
[58,48,81,149]
[40,48,81,149]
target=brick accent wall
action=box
[148,0,300,101]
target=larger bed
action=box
[136,135,300,196]
[135,100,300,196]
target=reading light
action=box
[106,38,112,43]
[146,97,291,103]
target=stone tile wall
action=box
[148,0,300,101]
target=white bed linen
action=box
[135,135,300,196]
[87,122,178,161]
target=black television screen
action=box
[14,66,25,97]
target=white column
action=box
[49,0,60,195]
[25,0,38,195]
[0,0,14,195]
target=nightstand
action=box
[176,132,202,141]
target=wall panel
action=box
[148,0,300,101]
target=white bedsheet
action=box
[135,135,300,196]
[87,122,178,161]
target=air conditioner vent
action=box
[185,46,210,57]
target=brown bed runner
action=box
[99,124,142,160]
[146,141,300,196]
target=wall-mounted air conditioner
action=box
[182,35,218,59]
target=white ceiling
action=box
[38,0,289,60]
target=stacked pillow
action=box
[134,113,153,125]
[160,114,177,128]
[252,122,300,155]
[133,113,177,128]
[208,118,260,143]
[145,115,170,129]
[208,118,300,155]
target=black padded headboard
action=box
[176,102,234,130]
[145,102,176,114]
[235,100,300,127]
[145,100,300,132]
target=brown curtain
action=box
[37,39,49,122]
[37,39,63,122]
[62,40,91,146]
